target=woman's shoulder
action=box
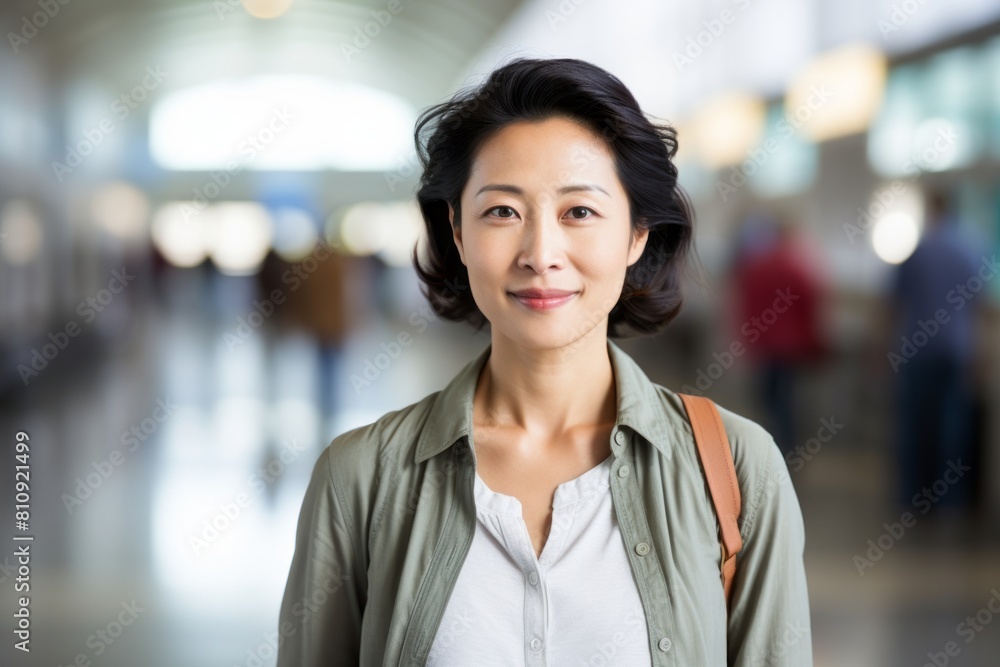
[655,385,793,525]
[656,385,782,463]
[703,395,784,477]
[319,390,443,475]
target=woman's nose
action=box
[517,217,566,273]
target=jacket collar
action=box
[414,338,672,464]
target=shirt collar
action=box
[414,338,672,464]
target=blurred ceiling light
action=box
[748,103,819,199]
[868,46,979,177]
[872,211,920,264]
[90,181,150,239]
[377,201,424,268]
[149,75,416,171]
[786,43,887,142]
[689,92,766,169]
[339,202,393,256]
[0,199,43,265]
[241,0,294,19]
[151,202,209,268]
[272,207,318,262]
[866,64,922,176]
[911,117,966,171]
[206,202,274,275]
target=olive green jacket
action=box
[277,339,813,666]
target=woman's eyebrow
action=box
[475,183,610,197]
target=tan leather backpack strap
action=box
[678,393,743,609]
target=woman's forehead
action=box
[466,119,621,196]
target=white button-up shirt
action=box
[427,448,653,666]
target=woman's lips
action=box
[508,290,579,311]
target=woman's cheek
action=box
[583,245,626,286]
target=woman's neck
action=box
[473,332,618,443]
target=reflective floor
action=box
[2,279,999,667]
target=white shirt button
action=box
[530,637,543,651]
[528,571,538,585]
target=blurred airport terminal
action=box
[2,0,1000,665]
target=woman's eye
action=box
[483,206,595,220]
[486,206,517,219]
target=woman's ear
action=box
[627,220,650,266]
[449,202,467,266]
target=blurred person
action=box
[250,242,352,508]
[889,189,987,519]
[277,57,812,666]
[731,211,828,458]
[731,208,779,264]
[265,242,351,421]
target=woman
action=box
[277,57,812,666]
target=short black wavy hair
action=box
[411,56,695,338]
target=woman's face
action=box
[449,115,648,351]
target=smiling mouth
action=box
[508,291,579,311]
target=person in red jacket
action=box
[731,211,828,456]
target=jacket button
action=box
[617,465,630,478]
[658,637,672,652]
[614,431,625,445]
[635,542,650,556]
